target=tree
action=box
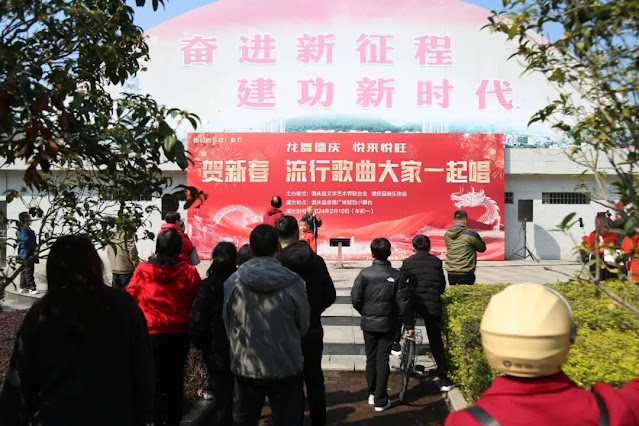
[487,0,639,316]
[0,0,205,292]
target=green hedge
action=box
[442,281,639,402]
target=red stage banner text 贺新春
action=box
[187,133,504,261]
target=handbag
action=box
[600,236,621,265]
[189,248,201,266]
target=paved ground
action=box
[257,370,449,426]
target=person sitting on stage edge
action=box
[445,209,486,285]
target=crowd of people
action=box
[1,204,638,425]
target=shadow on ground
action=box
[257,371,449,426]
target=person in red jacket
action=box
[621,233,639,283]
[446,283,639,426]
[160,211,195,263]
[299,218,317,252]
[128,228,201,426]
[263,195,284,227]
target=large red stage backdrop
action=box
[187,132,504,260]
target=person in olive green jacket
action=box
[444,209,486,285]
[107,231,140,288]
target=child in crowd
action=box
[299,218,317,252]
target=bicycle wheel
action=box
[398,340,415,403]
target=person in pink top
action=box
[160,211,195,263]
[299,218,317,252]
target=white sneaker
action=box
[440,378,457,392]
[390,342,402,356]
[368,394,375,405]
[28,289,38,295]
[17,288,27,294]
[374,399,392,412]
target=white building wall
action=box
[0,148,621,262]
[504,149,618,260]
[505,174,612,260]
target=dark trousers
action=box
[233,373,304,426]
[19,258,36,291]
[209,371,233,426]
[392,315,449,379]
[112,272,133,288]
[150,333,190,426]
[423,314,449,378]
[363,330,393,406]
[302,335,326,426]
[447,272,476,285]
[589,262,617,281]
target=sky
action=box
[128,0,507,31]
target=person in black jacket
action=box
[351,238,413,412]
[189,241,237,426]
[276,215,336,426]
[0,235,154,426]
[399,235,455,392]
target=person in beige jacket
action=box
[107,232,140,288]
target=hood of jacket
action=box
[140,259,189,284]
[160,222,183,234]
[278,240,314,272]
[265,207,283,217]
[446,224,466,239]
[236,256,301,293]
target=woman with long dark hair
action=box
[189,241,237,426]
[127,228,201,426]
[0,235,154,425]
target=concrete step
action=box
[321,351,437,372]
[323,325,429,345]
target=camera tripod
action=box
[507,220,539,262]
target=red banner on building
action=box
[187,133,504,260]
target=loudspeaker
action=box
[518,199,533,222]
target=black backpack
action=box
[464,391,609,426]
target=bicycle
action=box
[395,328,423,403]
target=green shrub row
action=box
[442,280,639,402]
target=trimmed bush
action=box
[442,280,639,403]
